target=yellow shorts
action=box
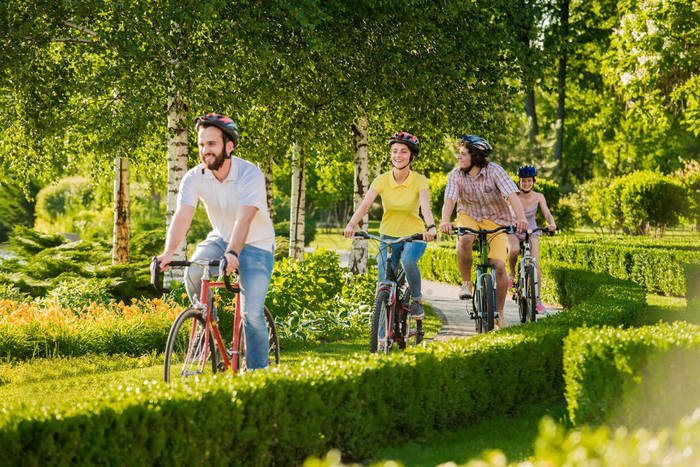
[456,212,508,263]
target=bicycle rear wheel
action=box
[370,289,391,353]
[232,306,280,371]
[525,265,537,322]
[480,274,496,332]
[164,307,216,382]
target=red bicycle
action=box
[150,256,280,382]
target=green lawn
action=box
[371,401,568,466]
[0,307,441,410]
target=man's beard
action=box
[204,147,227,171]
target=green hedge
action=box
[0,262,648,464]
[564,322,700,428]
[686,262,700,300]
[540,237,700,296]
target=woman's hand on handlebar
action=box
[343,224,356,238]
[423,225,437,242]
[547,223,557,232]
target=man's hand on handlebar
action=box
[515,217,528,234]
[156,252,173,271]
[224,251,239,275]
[439,220,454,235]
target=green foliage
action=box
[0,182,36,243]
[428,174,447,221]
[0,284,28,302]
[0,260,650,465]
[266,250,373,342]
[686,263,700,301]
[274,218,318,243]
[40,278,114,310]
[588,171,691,233]
[564,322,700,428]
[33,176,114,239]
[540,235,700,296]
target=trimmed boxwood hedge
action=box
[540,237,700,297]
[0,262,648,465]
[417,235,700,297]
[564,321,700,428]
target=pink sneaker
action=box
[507,275,514,289]
[536,301,547,314]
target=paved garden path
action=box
[312,247,563,340]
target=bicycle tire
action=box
[481,274,496,332]
[472,290,483,333]
[525,265,537,322]
[370,289,391,353]
[164,307,216,382]
[232,306,280,371]
[517,273,527,324]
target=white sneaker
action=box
[458,281,473,300]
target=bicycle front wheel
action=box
[517,274,527,324]
[480,274,496,332]
[370,289,391,353]
[525,265,537,322]
[164,307,216,382]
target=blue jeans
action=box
[377,235,426,301]
[185,234,274,370]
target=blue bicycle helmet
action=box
[517,165,537,178]
[459,134,493,155]
[388,131,420,155]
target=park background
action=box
[0,1,699,465]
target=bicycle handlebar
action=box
[150,256,240,294]
[351,231,425,243]
[451,225,516,236]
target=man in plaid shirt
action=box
[439,135,528,329]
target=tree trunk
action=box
[524,88,541,158]
[348,112,369,274]
[165,88,189,284]
[264,152,275,221]
[289,143,306,260]
[112,155,130,264]
[554,0,570,178]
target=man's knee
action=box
[492,260,506,273]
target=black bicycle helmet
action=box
[388,131,420,155]
[517,165,537,178]
[459,134,493,155]
[195,113,240,149]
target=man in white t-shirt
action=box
[157,113,275,369]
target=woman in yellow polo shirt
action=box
[343,131,437,318]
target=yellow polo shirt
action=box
[370,170,429,237]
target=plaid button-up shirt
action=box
[444,162,518,225]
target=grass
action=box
[370,401,568,466]
[0,307,440,410]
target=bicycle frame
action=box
[189,263,244,374]
[454,225,514,332]
[354,231,423,351]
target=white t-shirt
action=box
[177,157,276,252]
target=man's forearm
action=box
[441,198,456,223]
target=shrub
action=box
[40,278,114,310]
[274,218,318,243]
[0,297,183,359]
[686,262,700,301]
[540,235,700,296]
[0,182,36,243]
[564,322,700,428]
[588,171,691,234]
